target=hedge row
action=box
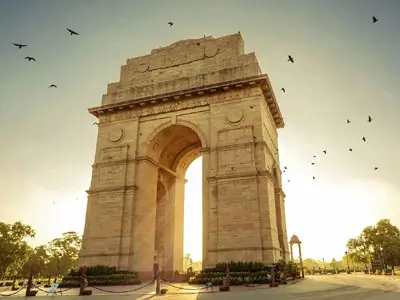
[61,265,141,287]
[189,270,271,285]
[69,265,137,276]
[189,260,300,286]
[60,275,141,287]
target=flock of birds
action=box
[12,28,79,88]
[278,16,381,183]
[12,17,382,186]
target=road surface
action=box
[1,274,399,299]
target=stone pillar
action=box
[172,177,185,274]
[201,149,211,268]
[298,244,304,279]
[290,244,294,261]
[132,160,159,280]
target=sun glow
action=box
[183,157,203,262]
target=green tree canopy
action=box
[48,231,82,276]
[0,221,35,278]
[346,219,400,270]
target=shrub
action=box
[219,286,230,292]
[160,288,168,294]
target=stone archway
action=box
[79,32,291,280]
[138,124,203,280]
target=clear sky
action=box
[1,0,399,263]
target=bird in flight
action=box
[311,162,315,165]
[287,55,294,63]
[287,180,291,183]
[13,43,28,49]
[368,115,372,123]
[362,137,367,142]
[346,119,350,124]
[323,150,327,154]
[67,28,79,35]
[372,16,379,23]
[313,155,317,158]
[24,56,36,62]
[349,148,353,152]
[281,88,286,93]
[313,176,316,180]
[49,84,57,88]
[168,22,174,27]
[374,167,379,171]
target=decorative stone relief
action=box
[226,108,244,125]
[152,142,160,150]
[109,128,124,143]
[137,61,149,73]
[204,42,219,58]
[162,130,171,137]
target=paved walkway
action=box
[1,274,399,299]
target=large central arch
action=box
[80,32,290,280]
[143,124,204,279]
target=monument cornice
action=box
[86,184,137,195]
[88,74,284,128]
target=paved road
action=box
[1,275,399,299]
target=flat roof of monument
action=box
[125,32,244,63]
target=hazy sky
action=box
[1,0,399,263]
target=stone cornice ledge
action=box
[89,74,284,128]
[86,185,137,195]
[207,170,273,182]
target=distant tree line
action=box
[0,221,82,281]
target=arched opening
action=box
[183,157,203,271]
[146,124,203,280]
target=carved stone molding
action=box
[99,87,260,124]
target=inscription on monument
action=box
[100,88,261,124]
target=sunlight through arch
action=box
[183,156,203,265]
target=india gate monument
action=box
[79,32,290,279]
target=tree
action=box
[346,236,372,271]
[21,245,50,277]
[47,232,82,276]
[302,258,319,271]
[0,221,35,279]
[346,219,400,272]
[330,258,338,270]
